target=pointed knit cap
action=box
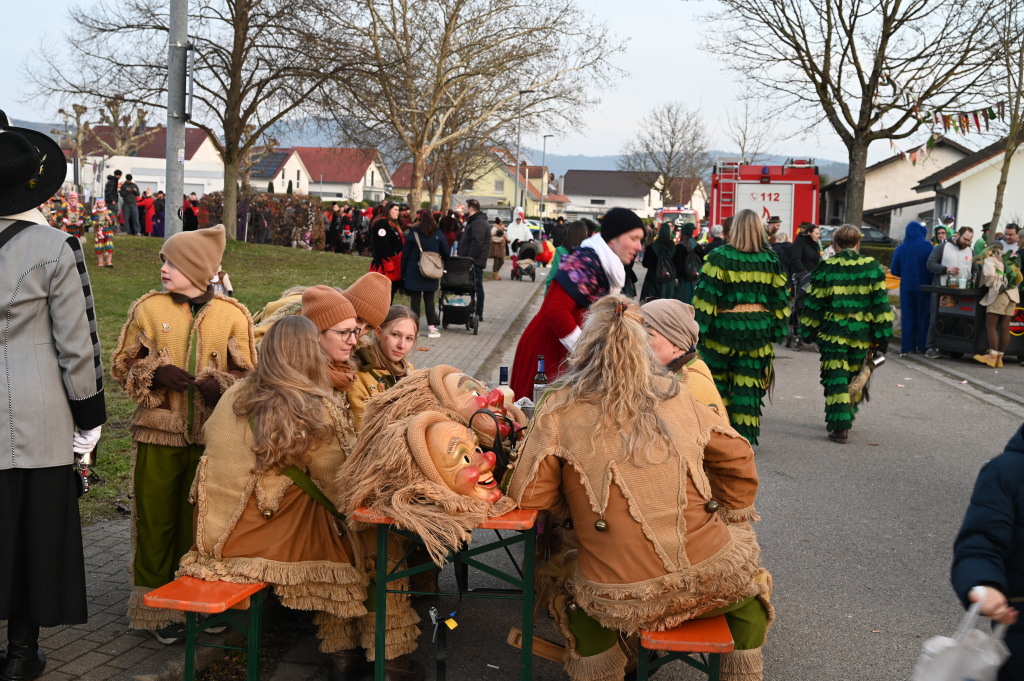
[160,224,226,291]
[302,285,357,331]
[342,272,391,328]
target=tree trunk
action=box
[408,150,427,209]
[844,138,870,228]
[441,175,453,212]
[989,140,1020,233]
[222,157,240,240]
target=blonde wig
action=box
[234,315,338,473]
[548,295,678,465]
[729,209,770,254]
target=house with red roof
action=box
[291,147,390,203]
[248,148,311,195]
[75,126,227,200]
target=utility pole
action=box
[165,0,188,237]
[514,89,534,213]
[540,133,553,217]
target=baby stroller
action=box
[439,256,480,335]
[786,271,813,351]
[511,240,538,281]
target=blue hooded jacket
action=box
[890,221,933,291]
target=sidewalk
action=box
[6,258,548,681]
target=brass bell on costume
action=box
[704,500,720,513]
[594,518,608,532]
[262,509,275,519]
[562,517,574,530]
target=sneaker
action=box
[924,348,941,359]
[199,614,228,635]
[152,622,186,645]
[427,328,441,339]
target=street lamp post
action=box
[320,173,324,200]
[514,89,535,215]
[540,134,553,217]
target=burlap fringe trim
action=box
[128,586,182,630]
[720,505,761,524]
[721,647,764,681]
[563,642,628,681]
[314,612,360,653]
[357,609,421,661]
[568,523,762,634]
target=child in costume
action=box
[63,191,87,242]
[348,305,418,431]
[692,209,789,446]
[92,198,115,267]
[509,296,772,681]
[799,224,893,443]
[110,225,257,639]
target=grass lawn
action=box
[81,233,390,524]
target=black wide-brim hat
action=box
[0,109,67,215]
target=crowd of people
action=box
[3,105,1024,681]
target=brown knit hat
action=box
[301,285,357,331]
[641,299,700,352]
[159,224,226,291]
[342,273,391,328]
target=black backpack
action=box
[682,250,702,281]
[653,248,677,283]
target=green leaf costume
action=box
[799,249,894,432]
[693,244,789,445]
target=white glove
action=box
[73,426,102,464]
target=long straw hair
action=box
[730,209,770,253]
[548,295,678,465]
[234,315,337,473]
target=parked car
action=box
[819,225,899,248]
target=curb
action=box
[899,354,1024,408]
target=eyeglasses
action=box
[323,328,362,341]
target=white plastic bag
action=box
[912,598,1010,681]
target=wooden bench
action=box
[143,576,269,681]
[636,614,735,681]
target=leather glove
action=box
[151,364,195,392]
[195,377,223,407]
[73,426,102,465]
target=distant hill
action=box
[12,119,62,141]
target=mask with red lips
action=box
[424,421,503,503]
[441,373,514,439]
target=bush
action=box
[861,245,895,268]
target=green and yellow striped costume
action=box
[693,244,789,445]
[799,249,893,433]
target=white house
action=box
[560,170,662,219]
[76,126,226,200]
[821,136,971,239]
[915,133,1024,232]
[249,148,311,195]
[292,148,390,203]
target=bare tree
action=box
[313,0,623,208]
[723,98,777,164]
[988,0,1024,232]
[701,0,998,227]
[27,0,351,237]
[617,101,711,204]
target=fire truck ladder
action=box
[715,158,742,217]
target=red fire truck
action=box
[710,158,820,236]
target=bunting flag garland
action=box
[880,69,1007,136]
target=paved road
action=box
[14,258,1023,680]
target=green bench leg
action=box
[374,523,388,681]
[184,612,197,681]
[246,590,265,681]
[519,526,536,681]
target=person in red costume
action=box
[509,208,645,401]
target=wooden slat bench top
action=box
[143,576,268,614]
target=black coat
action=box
[457,211,490,268]
[791,233,822,275]
[952,424,1024,675]
[104,175,119,206]
[401,226,446,292]
[773,242,795,276]
[370,218,403,267]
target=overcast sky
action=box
[4,0,898,165]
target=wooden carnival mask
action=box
[439,372,513,440]
[422,420,502,504]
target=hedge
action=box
[860,245,895,268]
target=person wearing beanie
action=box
[641,299,727,413]
[509,207,645,401]
[110,223,257,639]
[302,285,361,396]
[92,198,116,267]
[342,272,392,333]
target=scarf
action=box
[581,233,625,294]
[327,362,355,391]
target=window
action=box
[371,171,375,186]
[463,179,475,191]
[590,199,605,206]
[297,170,301,182]
[494,179,505,192]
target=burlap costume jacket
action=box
[111,291,256,445]
[509,376,764,633]
[177,382,366,619]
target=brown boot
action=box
[327,648,370,681]
[828,430,848,444]
[973,352,998,368]
[996,353,1004,368]
[491,272,501,280]
[383,655,424,681]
